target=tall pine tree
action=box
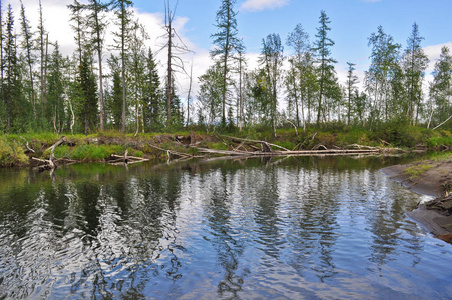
[211,0,244,126]
[313,10,337,126]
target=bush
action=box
[427,137,452,148]
[0,136,28,167]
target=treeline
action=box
[0,0,451,135]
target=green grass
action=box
[404,163,433,180]
[69,144,125,161]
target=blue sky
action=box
[11,0,452,98]
[132,0,451,67]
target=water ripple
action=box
[0,157,451,299]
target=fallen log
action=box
[32,136,68,171]
[148,143,193,159]
[109,150,149,165]
[194,147,382,157]
[219,135,290,152]
[195,147,254,156]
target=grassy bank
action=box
[1,125,451,168]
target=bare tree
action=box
[161,0,191,125]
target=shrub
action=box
[427,137,452,148]
[0,136,28,167]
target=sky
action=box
[8,0,452,101]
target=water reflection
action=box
[1,156,452,299]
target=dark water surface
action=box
[1,156,452,299]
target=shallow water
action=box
[1,156,451,299]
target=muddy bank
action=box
[382,159,452,240]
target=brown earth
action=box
[382,160,452,239]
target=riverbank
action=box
[382,155,452,241]
[2,126,451,168]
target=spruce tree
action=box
[211,0,244,126]
[346,62,359,125]
[3,5,16,131]
[67,0,86,65]
[111,0,133,132]
[402,23,429,124]
[78,51,98,133]
[86,0,109,130]
[143,48,162,131]
[19,1,37,120]
[47,42,65,132]
[313,10,337,126]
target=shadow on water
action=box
[1,154,452,299]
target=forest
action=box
[1,0,452,137]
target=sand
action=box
[382,160,452,237]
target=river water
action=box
[1,156,451,299]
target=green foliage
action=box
[274,141,296,150]
[378,122,424,147]
[0,136,28,167]
[53,145,70,158]
[70,144,124,161]
[427,137,452,148]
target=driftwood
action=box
[109,150,149,165]
[219,134,290,152]
[193,146,382,157]
[148,143,204,161]
[33,136,68,171]
[20,136,35,153]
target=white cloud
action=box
[423,42,452,70]
[240,0,289,12]
[10,0,212,101]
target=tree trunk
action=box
[166,19,172,123]
[121,15,126,133]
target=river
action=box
[1,155,451,299]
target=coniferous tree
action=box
[4,5,17,131]
[0,0,5,130]
[68,0,87,65]
[402,23,429,124]
[111,0,133,132]
[107,55,123,130]
[128,21,147,136]
[346,62,359,125]
[211,0,244,126]
[47,42,65,132]
[77,51,98,133]
[19,1,37,120]
[37,0,48,116]
[143,48,162,131]
[313,10,337,126]
[86,0,109,130]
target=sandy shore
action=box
[382,159,452,240]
